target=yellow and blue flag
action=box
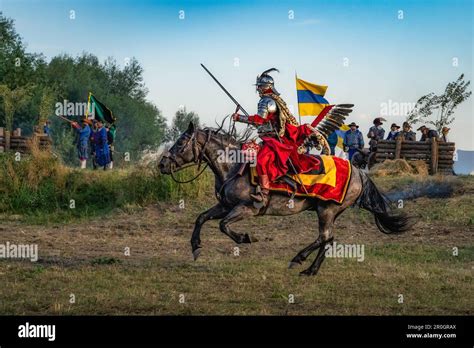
[296,77,330,116]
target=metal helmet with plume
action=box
[255,68,280,95]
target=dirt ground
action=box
[1,199,472,262]
[0,177,473,315]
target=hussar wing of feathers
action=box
[316,104,355,138]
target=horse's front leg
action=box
[191,203,229,260]
[219,204,259,244]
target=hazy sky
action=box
[2,0,473,150]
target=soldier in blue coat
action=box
[92,120,111,170]
[367,117,386,152]
[343,122,364,160]
[401,122,416,141]
[417,125,439,142]
[72,118,92,169]
[386,123,401,140]
[327,131,338,155]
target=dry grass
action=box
[0,148,214,221]
[409,160,430,176]
[0,247,471,315]
[370,159,429,177]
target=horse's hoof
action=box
[288,261,301,269]
[248,234,258,243]
[242,234,257,243]
[192,248,201,261]
[299,269,313,276]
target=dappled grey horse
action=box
[159,123,413,276]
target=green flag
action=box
[87,93,116,124]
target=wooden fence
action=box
[0,127,52,154]
[374,137,455,175]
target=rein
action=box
[170,162,209,184]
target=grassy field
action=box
[0,174,472,315]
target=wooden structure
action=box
[0,127,52,154]
[373,137,455,175]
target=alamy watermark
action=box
[0,242,38,262]
[217,147,257,166]
[18,322,55,341]
[55,99,95,118]
[325,241,365,262]
[380,99,416,117]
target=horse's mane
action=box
[202,115,255,145]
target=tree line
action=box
[0,12,198,164]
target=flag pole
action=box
[295,72,301,125]
[86,92,91,118]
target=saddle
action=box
[241,140,326,178]
[241,141,351,203]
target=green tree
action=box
[0,84,34,131]
[50,118,77,166]
[39,53,168,163]
[0,12,46,89]
[167,107,200,141]
[407,74,472,132]
[0,12,168,163]
[106,94,167,157]
[38,87,56,125]
[0,12,46,132]
[104,57,148,101]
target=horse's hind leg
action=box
[299,236,332,276]
[219,204,258,244]
[288,236,324,268]
[294,167,362,275]
[289,201,336,268]
[299,204,337,276]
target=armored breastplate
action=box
[256,96,278,134]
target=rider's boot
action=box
[250,174,270,206]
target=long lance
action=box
[56,114,74,124]
[200,64,309,195]
[200,64,248,117]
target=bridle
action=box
[163,129,212,184]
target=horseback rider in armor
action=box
[232,68,323,206]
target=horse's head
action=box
[159,122,204,174]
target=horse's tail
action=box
[357,172,414,234]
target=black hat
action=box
[417,125,427,131]
[348,122,359,128]
[391,123,401,129]
[373,117,386,125]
